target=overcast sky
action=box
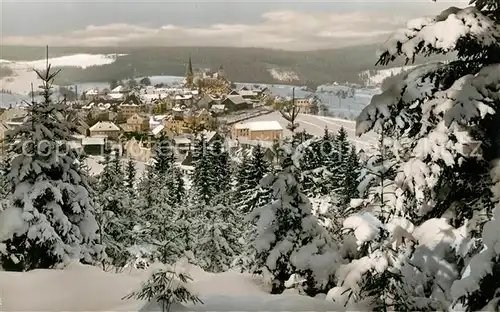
[1,0,469,50]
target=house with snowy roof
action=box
[0,108,27,124]
[89,121,121,140]
[84,89,99,101]
[0,121,9,149]
[125,113,150,133]
[195,94,218,110]
[120,103,140,120]
[232,120,283,142]
[221,95,252,112]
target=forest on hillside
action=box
[0,45,452,87]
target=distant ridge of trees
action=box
[0,45,454,87]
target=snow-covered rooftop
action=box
[85,89,99,95]
[89,121,120,132]
[151,124,164,136]
[174,137,192,145]
[108,93,124,100]
[239,90,258,97]
[82,137,106,145]
[211,104,225,110]
[235,120,283,131]
[110,85,124,93]
[175,94,193,100]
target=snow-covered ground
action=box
[0,54,124,96]
[0,259,347,311]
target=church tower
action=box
[185,55,194,88]
[217,64,225,78]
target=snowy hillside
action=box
[20,53,125,70]
[0,93,30,108]
[267,68,300,82]
[0,54,125,96]
[0,259,349,311]
[358,65,418,87]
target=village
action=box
[0,57,321,171]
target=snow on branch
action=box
[376,6,500,66]
[427,63,499,127]
[356,62,499,137]
[355,62,443,136]
[451,204,500,303]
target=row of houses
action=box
[84,84,271,115]
[87,111,284,143]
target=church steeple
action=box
[217,64,225,78]
[185,54,194,88]
[187,55,193,76]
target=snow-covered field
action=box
[0,54,124,96]
[0,259,347,311]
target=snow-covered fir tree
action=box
[234,144,272,214]
[124,263,203,312]
[137,164,155,211]
[190,133,216,206]
[250,148,341,295]
[335,132,360,210]
[96,149,136,269]
[195,203,242,273]
[124,158,136,197]
[299,133,330,197]
[0,156,11,201]
[330,1,500,310]
[133,136,186,265]
[0,60,102,271]
[152,135,175,176]
[208,138,231,195]
[145,198,184,265]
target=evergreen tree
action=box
[299,136,333,197]
[137,165,156,211]
[208,138,230,195]
[124,264,203,312]
[152,135,175,176]
[191,133,216,205]
[145,197,183,265]
[293,129,313,147]
[124,158,136,197]
[0,58,101,271]
[195,203,242,273]
[0,155,11,201]
[335,143,361,210]
[173,202,196,254]
[131,136,187,265]
[234,153,250,195]
[331,2,500,309]
[96,149,135,269]
[334,127,350,169]
[170,167,186,206]
[234,144,272,214]
[250,149,338,295]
